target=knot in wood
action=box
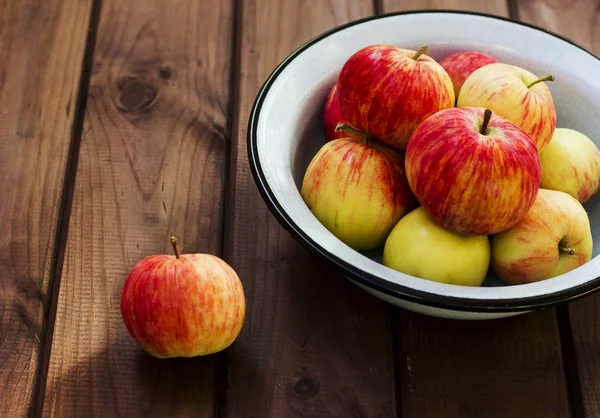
[292,377,319,399]
[159,66,172,80]
[117,78,158,113]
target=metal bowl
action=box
[247,11,600,319]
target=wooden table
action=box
[2,0,599,416]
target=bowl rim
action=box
[247,9,600,313]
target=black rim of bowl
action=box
[247,9,600,313]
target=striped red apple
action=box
[322,83,355,142]
[120,237,246,358]
[337,44,454,150]
[439,51,500,97]
[301,125,416,251]
[405,107,541,236]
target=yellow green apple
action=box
[383,206,491,286]
[301,125,416,251]
[491,189,593,285]
[457,63,557,152]
[540,128,600,203]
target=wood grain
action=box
[396,311,570,418]
[380,0,509,15]
[517,0,600,52]
[0,0,92,416]
[516,1,600,416]
[222,0,396,416]
[40,0,234,415]
[380,1,571,417]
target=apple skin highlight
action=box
[120,252,246,359]
[337,44,455,151]
[405,107,541,236]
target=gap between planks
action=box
[216,0,245,414]
[557,304,586,418]
[31,0,104,415]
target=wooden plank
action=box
[517,1,600,416]
[222,0,397,417]
[396,312,570,417]
[40,0,234,415]
[516,0,599,53]
[0,0,92,416]
[380,0,509,15]
[380,1,571,417]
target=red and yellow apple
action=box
[383,206,490,286]
[337,44,454,150]
[491,189,593,285]
[457,63,557,152]
[301,126,416,250]
[120,237,246,358]
[540,128,600,204]
[405,107,541,236]
[439,51,499,97]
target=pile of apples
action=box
[301,44,600,287]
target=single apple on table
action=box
[383,206,491,286]
[491,189,593,285]
[439,51,499,97]
[301,123,416,251]
[457,63,557,152]
[405,107,541,236]
[337,44,454,151]
[120,237,246,358]
[540,128,600,204]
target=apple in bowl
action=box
[247,11,600,319]
[301,124,416,251]
[439,51,500,97]
[322,83,357,142]
[405,107,541,236]
[491,189,593,285]
[337,44,454,151]
[383,206,490,287]
[457,63,557,152]
[540,128,600,204]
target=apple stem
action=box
[170,236,181,259]
[412,45,428,61]
[526,74,555,89]
[480,109,492,135]
[335,122,371,145]
[559,246,575,255]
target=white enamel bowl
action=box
[247,11,600,320]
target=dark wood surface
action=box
[223,0,397,416]
[516,2,600,417]
[40,0,233,415]
[1,0,599,417]
[0,0,92,416]
[381,2,571,417]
